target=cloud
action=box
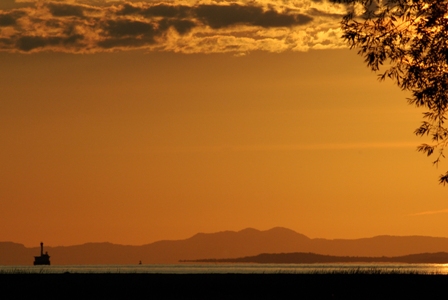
[16,34,84,51]
[103,19,156,38]
[409,209,448,216]
[194,4,312,29]
[0,0,32,10]
[0,0,348,53]
[48,3,85,17]
[117,3,191,18]
[142,141,418,154]
[0,11,24,26]
[98,19,158,48]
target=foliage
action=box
[333,0,448,184]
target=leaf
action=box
[416,144,434,156]
[439,172,448,186]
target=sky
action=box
[1,0,448,248]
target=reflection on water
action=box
[2,263,448,274]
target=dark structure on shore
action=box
[34,242,50,265]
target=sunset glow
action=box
[1,0,448,248]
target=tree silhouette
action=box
[333,0,448,184]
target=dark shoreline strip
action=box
[1,273,448,299]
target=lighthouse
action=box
[33,242,50,265]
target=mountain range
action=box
[4,227,448,265]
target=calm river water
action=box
[2,263,448,274]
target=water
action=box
[2,263,448,274]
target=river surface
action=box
[2,263,448,274]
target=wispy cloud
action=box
[0,0,347,53]
[135,141,418,154]
[232,142,418,152]
[409,209,448,216]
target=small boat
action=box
[34,242,50,265]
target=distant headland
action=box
[181,252,448,264]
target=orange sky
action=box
[1,0,448,247]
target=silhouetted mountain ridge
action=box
[4,227,448,265]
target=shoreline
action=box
[1,273,447,298]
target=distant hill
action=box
[4,227,448,265]
[182,252,448,264]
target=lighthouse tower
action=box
[33,242,50,265]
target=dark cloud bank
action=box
[0,1,345,53]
